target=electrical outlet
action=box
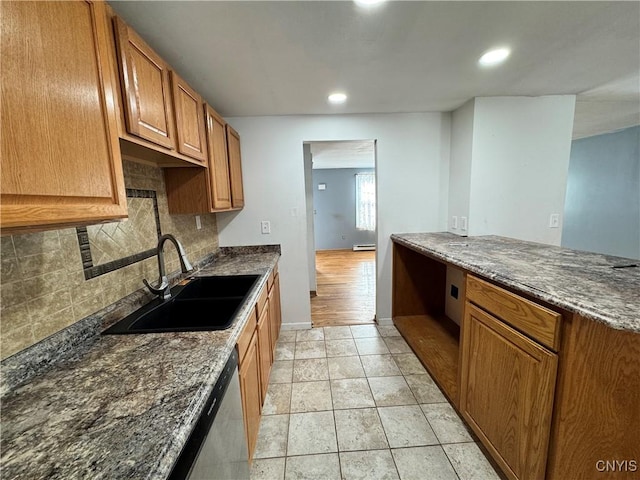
[549,214,560,228]
[451,216,458,229]
[261,220,271,234]
[460,216,468,231]
[195,215,201,230]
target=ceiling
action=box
[108,1,640,139]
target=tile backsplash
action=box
[0,160,218,359]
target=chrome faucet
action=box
[143,234,194,300]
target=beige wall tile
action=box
[1,258,22,284]
[1,236,16,261]
[12,231,60,257]
[19,252,66,279]
[27,290,73,318]
[0,160,220,360]
[32,307,76,341]
[1,324,34,359]
[0,280,28,309]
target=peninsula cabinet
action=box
[1,0,128,235]
[460,279,559,480]
[391,239,640,480]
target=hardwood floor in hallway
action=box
[311,249,376,327]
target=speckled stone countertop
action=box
[391,233,639,333]
[0,247,280,480]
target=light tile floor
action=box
[250,325,502,480]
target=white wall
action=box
[448,99,475,235]
[468,96,576,245]
[217,113,450,328]
[303,144,317,291]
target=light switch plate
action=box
[460,216,468,231]
[451,216,458,229]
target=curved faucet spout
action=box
[143,234,194,300]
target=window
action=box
[355,172,376,231]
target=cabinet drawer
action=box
[237,307,258,362]
[466,275,561,351]
[255,284,269,318]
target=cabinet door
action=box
[113,16,175,150]
[269,274,282,352]
[238,333,261,462]
[226,125,245,208]
[1,0,127,233]
[205,105,233,209]
[171,71,207,162]
[460,302,557,480]
[257,304,272,402]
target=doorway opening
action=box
[303,140,377,327]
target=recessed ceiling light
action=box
[478,47,511,67]
[328,92,347,104]
[354,0,386,6]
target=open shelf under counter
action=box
[394,313,460,404]
[392,240,465,408]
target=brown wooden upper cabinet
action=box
[113,16,175,150]
[1,0,128,235]
[206,106,233,210]
[164,104,245,214]
[226,124,245,209]
[171,72,207,163]
[112,15,207,166]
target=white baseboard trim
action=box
[281,321,313,331]
[375,317,394,326]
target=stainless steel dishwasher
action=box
[169,349,250,480]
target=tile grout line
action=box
[270,326,483,480]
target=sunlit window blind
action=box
[355,172,376,231]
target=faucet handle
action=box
[143,276,170,299]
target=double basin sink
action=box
[102,275,260,334]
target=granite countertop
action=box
[391,232,640,333]
[0,248,280,480]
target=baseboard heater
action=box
[353,244,375,251]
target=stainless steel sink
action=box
[102,274,260,334]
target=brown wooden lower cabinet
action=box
[460,302,557,480]
[546,314,640,480]
[238,330,261,462]
[269,274,282,352]
[257,301,272,402]
[237,265,282,463]
[391,241,640,480]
